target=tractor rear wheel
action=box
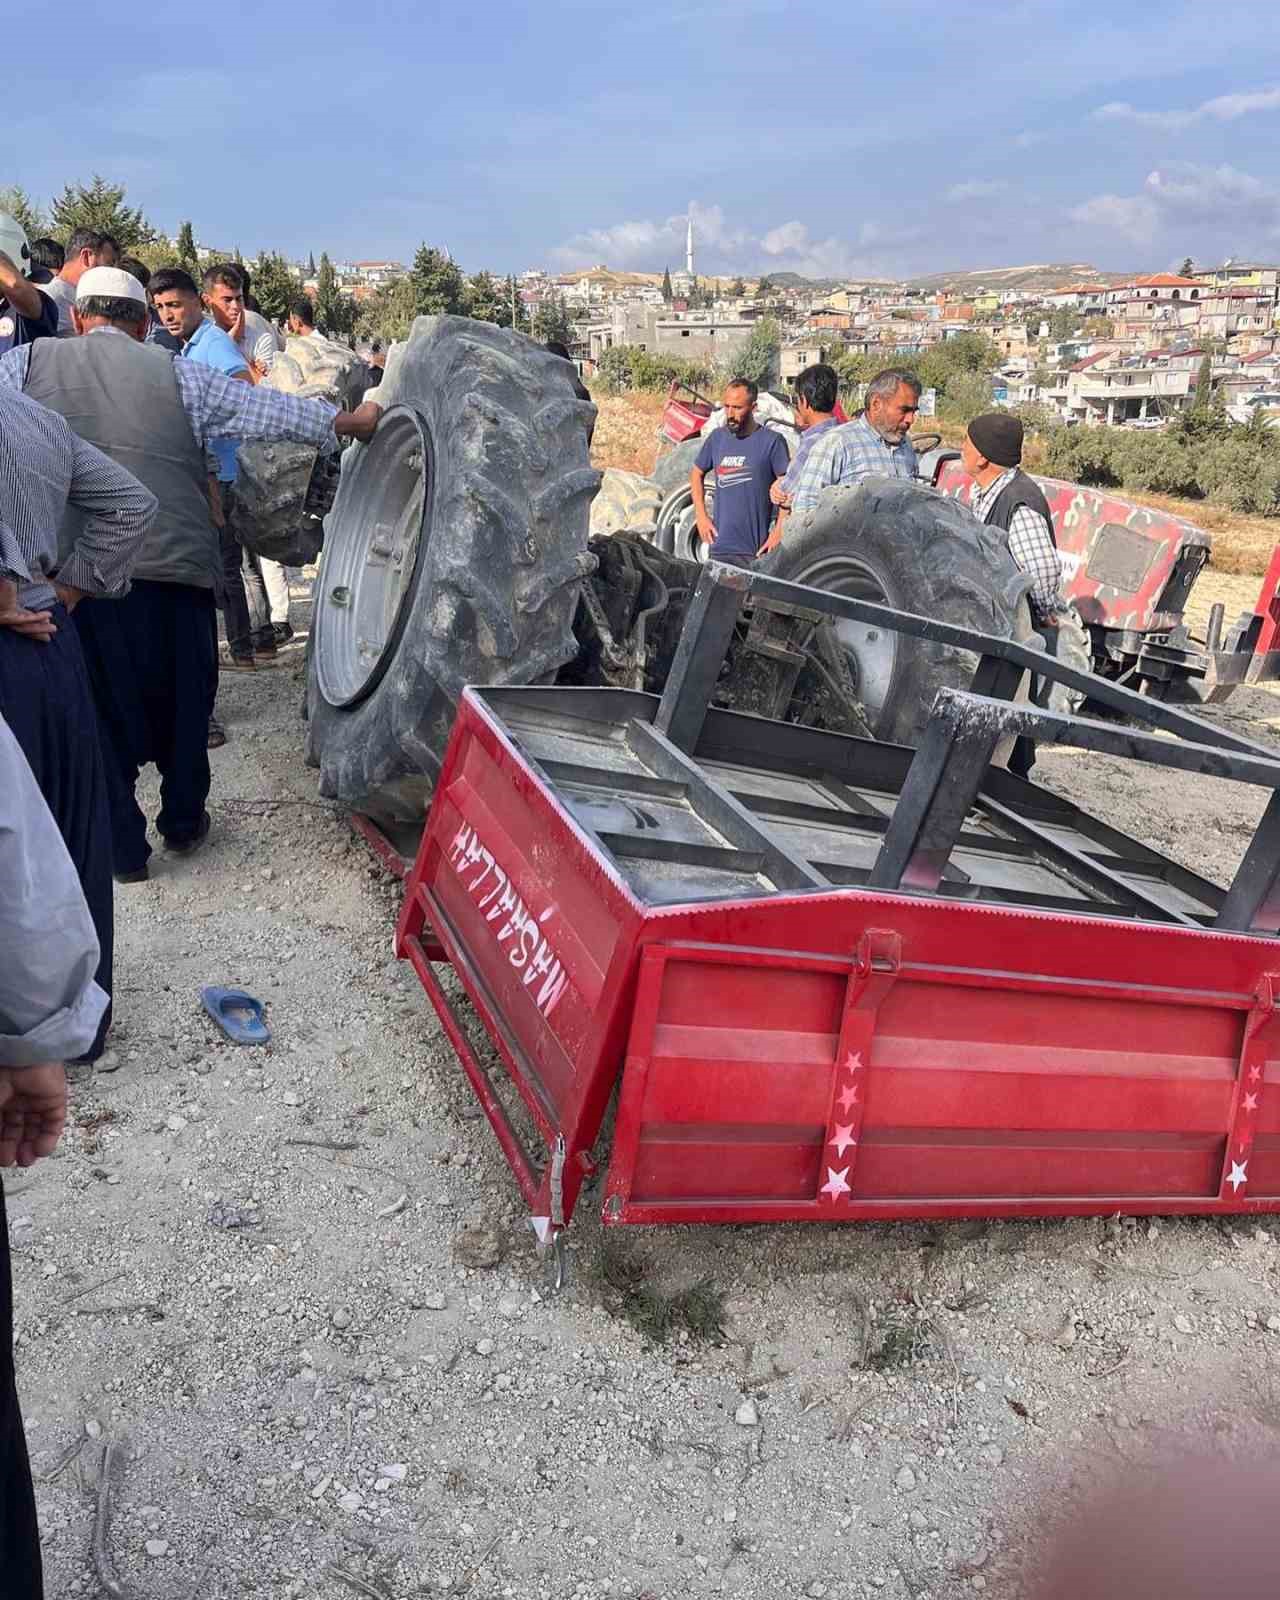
[305,316,599,823]
[759,478,1031,746]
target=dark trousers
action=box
[0,611,112,1060]
[0,1181,41,1598]
[219,492,271,659]
[74,582,217,873]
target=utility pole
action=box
[510,275,518,331]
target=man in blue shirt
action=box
[691,378,791,567]
[151,267,273,693]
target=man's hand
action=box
[0,249,43,321]
[0,1063,68,1168]
[0,577,56,641]
[758,516,787,557]
[694,515,715,546]
[52,582,89,613]
[334,401,383,444]
[769,478,792,509]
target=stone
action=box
[1173,1313,1193,1335]
[330,1307,353,1330]
[977,1444,1004,1468]
[497,1297,523,1320]
[423,1292,448,1312]
[454,1223,504,1269]
[806,1583,828,1599]
[145,1540,169,1558]
[476,1338,495,1357]
[895,1466,917,1493]
[734,1399,760,1427]
[337,1491,362,1512]
[282,1091,301,1107]
[377,1463,407,1482]
[1266,1313,1280,1334]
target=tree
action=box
[531,291,572,347]
[757,276,773,295]
[409,244,466,316]
[661,266,673,303]
[175,220,199,274]
[1192,353,1214,411]
[49,175,156,250]
[308,251,317,277]
[465,269,511,327]
[0,186,48,238]
[1179,256,1195,278]
[313,253,356,336]
[251,253,299,323]
[730,277,746,298]
[1082,314,1114,339]
[1048,306,1080,341]
[725,315,780,388]
[356,276,417,345]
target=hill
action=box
[903,262,1125,294]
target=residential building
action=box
[653,314,755,364]
[780,342,828,382]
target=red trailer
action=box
[385,564,1280,1279]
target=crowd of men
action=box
[0,213,386,1593]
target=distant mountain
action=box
[903,263,1126,294]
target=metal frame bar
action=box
[626,720,829,891]
[672,562,1280,760]
[870,689,1280,932]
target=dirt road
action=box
[13,581,1280,1600]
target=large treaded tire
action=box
[651,437,703,494]
[305,316,599,823]
[759,478,1031,747]
[235,333,361,565]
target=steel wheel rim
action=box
[315,407,429,709]
[791,554,899,724]
[660,486,714,563]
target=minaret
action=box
[686,212,694,278]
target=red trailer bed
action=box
[391,564,1280,1267]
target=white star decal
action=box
[837,1082,860,1114]
[1227,1160,1249,1193]
[1249,1065,1263,1083]
[1244,1092,1260,1113]
[830,1124,857,1158]
[821,1166,851,1200]
[844,1051,863,1073]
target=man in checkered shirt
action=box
[784,368,922,518]
[960,412,1064,622]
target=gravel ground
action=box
[13,579,1280,1600]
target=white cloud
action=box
[553,205,915,280]
[944,180,1007,204]
[550,200,747,269]
[1069,162,1280,244]
[1094,84,1280,132]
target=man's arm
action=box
[690,466,715,546]
[0,250,43,322]
[172,360,381,454]
[53,428,158,601]
[0,713,107,1071]
[0,345,31,394]
[1006,506,1063,618]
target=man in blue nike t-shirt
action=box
[691,378,790,567]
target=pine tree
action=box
[252,253,299,323]
[308,251,317,277]
[661,266,673,303]
[314,253,351,334]
[730,277,745,298]
[176,221,199,273]
[0,186,48,238]
[531,291,572,347]
[1179,256,1195,278]
[50,175,156,250]
[409,244,466,316]
[465,269,511,326]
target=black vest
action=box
[980,468,1056,547]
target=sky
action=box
[10,0,1280,281]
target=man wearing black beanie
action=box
[962,413,1069,777]
[961,413,1064,624]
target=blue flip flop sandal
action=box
[200,986,271,1046]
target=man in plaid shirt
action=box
[960,412,1064,622]
[785,368,922,518]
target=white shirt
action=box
[44,274,78,337]
[238,308,280,372]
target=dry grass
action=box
[586,395,1279,577]
[589,389,666,476]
